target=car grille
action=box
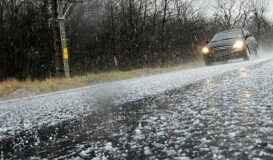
[213,46,230,57]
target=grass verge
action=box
[0,61,204,101]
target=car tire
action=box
[243,47,250,61]
[204,57,213,66]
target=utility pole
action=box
[57,0,70,78]
[50,0,63,77]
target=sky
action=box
[199,0,273,21]
[268,2,273,20]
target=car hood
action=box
[208,38,242,48]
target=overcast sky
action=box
[268,2,273,19]
[199,0,273,21]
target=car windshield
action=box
[212,30,243,42]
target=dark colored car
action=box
[201,28,259,65]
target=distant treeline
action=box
[0,0,272,80]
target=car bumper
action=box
[205,50,245,61]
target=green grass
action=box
[0,60,204,101]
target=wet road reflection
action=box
[1,60,273,159]
[205,78,213,88]
[238,67,248,78]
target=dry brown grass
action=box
[0,60,204,101]
[0,79,22,98]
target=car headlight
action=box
[202,46,210,55]
[233,40,244,49]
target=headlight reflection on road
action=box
[238,67,248,78]
[245,91,252,98]
[205,78,213,88]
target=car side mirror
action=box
[206,40,210,44]
[245,33,252,39]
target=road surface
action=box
[1,57,273,159]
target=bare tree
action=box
[2,0,272,81]
[214,0,251,29]
[249,0,270,39]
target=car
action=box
[201,28,259,65]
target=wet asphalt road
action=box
[1,58,273,159]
